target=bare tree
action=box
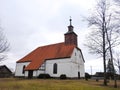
[113,0,120,16]
[114,52,120,74]
[0,27,9,63]
[114,0,120,4]
[85,0,109,86]
[113,0,120,74]
[85,0,120,86]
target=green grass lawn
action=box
[0,78,120,90]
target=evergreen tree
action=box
[106,59,115,79]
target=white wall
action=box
[45,58,72,77]
[45,48,85,78]
[15,62,30,77]
[70,48,85,77]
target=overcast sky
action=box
[0,0,104,74]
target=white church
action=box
[15,19,85,78]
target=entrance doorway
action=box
[78,72,80,79]
[28,70,33,79]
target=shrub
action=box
[60,74,67,79]
[37,74,50,79]
[85,73,91,78]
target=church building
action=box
[15,19,85,78]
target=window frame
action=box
[53,63,57,74]
[22,65,25,74]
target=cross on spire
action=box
[69,16,72,26]
[68,16,74,32]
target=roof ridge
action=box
[38,42,64,48]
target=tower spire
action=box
[64,18,78,47]
[68,16,73,32]
[70,16,72,26]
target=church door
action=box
[78,72,80,79]
[28,70,33,79]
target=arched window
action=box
[22,65,25,74]
[53,63,57,74]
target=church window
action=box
[75,52,76,56]
[22,65,25,74]
[53,63,57,74]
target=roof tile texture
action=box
[17,43,75,70]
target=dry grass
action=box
[0,78,120,90]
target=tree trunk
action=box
[103,26,107,86]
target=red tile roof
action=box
[17,42,76,70]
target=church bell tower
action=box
[64,18,78,47]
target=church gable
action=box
[71,48,85,64]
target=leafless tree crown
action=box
[0,28,9,62]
